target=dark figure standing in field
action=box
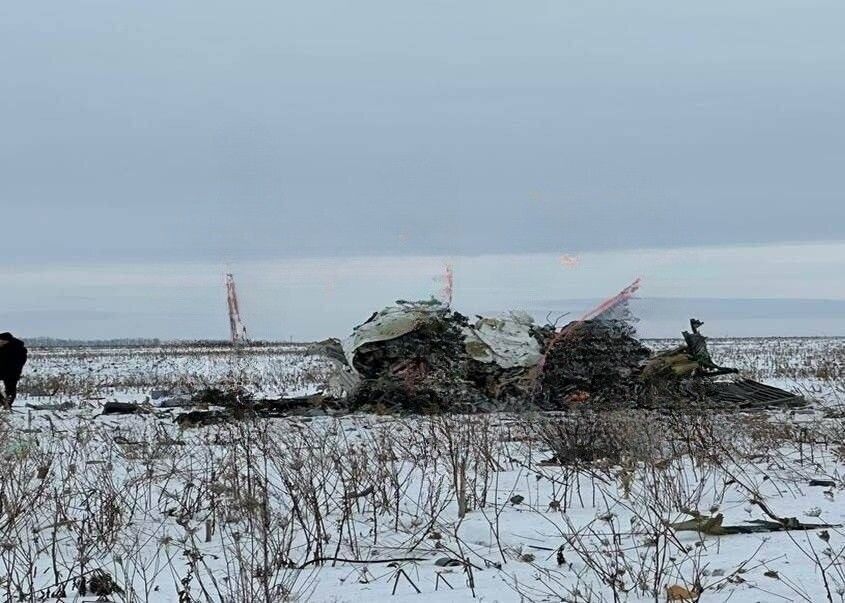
[0,332,27,409]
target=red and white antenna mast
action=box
[225,272,248,345]
[441,263,454,307]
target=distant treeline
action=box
[26,337,163,348]
[25,337,310,349]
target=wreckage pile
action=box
[326,298,806,414]
[537,319,652,408]
[330,300,547,413]
[104,295,805,425]
[349,306,486,412]
[335,300,656,413]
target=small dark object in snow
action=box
[90,570,123,596]
[174,394,335,427]
[175,409,233,427]
[191,386,252,407]
[102,402,144,415]
[510,494,525,505]
[556,548,566,566]
[810,479,836,487]
[25,401,75,411]
[77,570,123,597]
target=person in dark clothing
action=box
[0,332,27,409]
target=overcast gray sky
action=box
[3,0,845,264]
[3,2,845,339]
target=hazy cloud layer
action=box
[3,242,845,340]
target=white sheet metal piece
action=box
[342,300,449,370]
[463,311,542,369]
[343,301,542,374]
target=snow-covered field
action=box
[19,342,331,402]
[2,338,845,602]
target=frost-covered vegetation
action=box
[1,338,845,602]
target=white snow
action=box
[1,338,844,602]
